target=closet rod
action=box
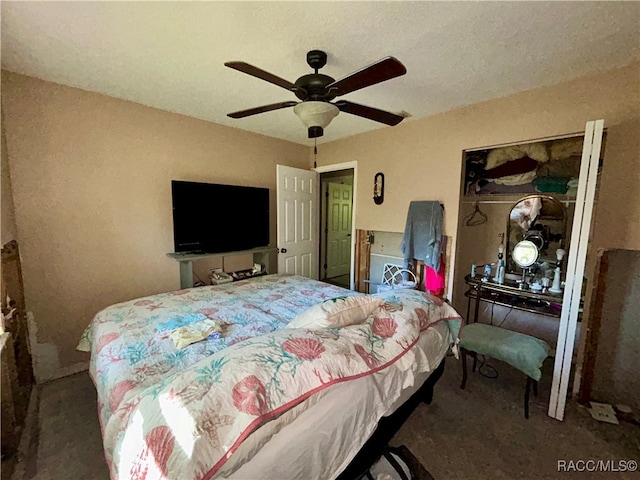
[461,200,518,204]
[461,199,576,205]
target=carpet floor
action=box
[10,355,639,480]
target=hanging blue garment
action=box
[400,201,443,271]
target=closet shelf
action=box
[461,198,576,205]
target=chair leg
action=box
[524,377,532,419]
[460,348,468,390]
[533,379,538,397]
[471,353,478,373]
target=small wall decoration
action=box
[373,172,385,205]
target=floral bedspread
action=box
[78,275,351,427]
[78,274,461,480]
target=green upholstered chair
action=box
[459,323,550,419]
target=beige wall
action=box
[1,116,18,245]
[1,72,308,379]
[316,62,640,309]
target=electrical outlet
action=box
[366,232,375,244]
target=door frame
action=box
[314,161,358,290]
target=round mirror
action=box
[506,195,568,274]
[512,240,539,268]
[523,230,545,250]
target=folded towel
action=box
[170,318,224,349]
[533,176,570,194]
[156,313,207,332]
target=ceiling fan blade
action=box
[228,101,297,119]
[225,61,305,96]
[327,57,407,96]
[335,100,405,126]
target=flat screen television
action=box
[171,180,270,254]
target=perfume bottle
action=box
[493,240,505,284]
[550,249,567,294]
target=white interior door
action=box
[548,119,604,421]
[277,165,318,278]
[326,183,353,278]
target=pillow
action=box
[485,143,549,170]
[287,295,383,329]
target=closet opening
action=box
[452,124,606,420]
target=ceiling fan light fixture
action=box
[225,51,407,138]
[293,101,339,138]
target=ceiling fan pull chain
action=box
[313,139,318,168]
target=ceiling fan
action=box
[225,50,407,138]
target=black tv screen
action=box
[172,180,270,254]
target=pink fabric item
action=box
[425,258,445,296]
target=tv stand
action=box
[167,247,275,289]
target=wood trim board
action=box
[576,249,609,404]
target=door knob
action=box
[279,248,288,253]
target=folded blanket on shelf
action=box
[533,176,570,194]
[492,170,538,186]
[486,143,549,170]
[484,155,538,180]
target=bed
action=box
[78,273,462,480]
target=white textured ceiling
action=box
[2,2,639,146]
